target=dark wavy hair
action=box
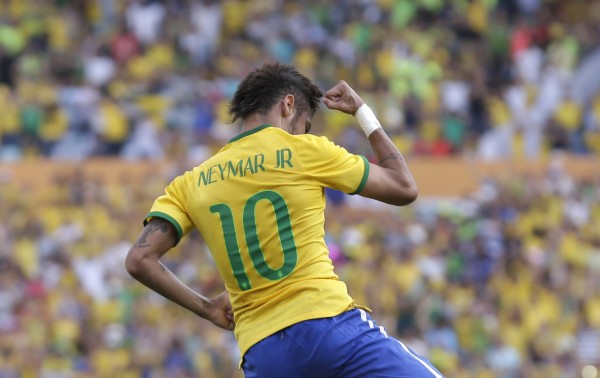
[229,63,323,124]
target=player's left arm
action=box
[323,81,418,206]
[125,218,234,330]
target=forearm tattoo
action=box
[134,218,170,248]
[379,153,402,167]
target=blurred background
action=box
[1,0,600,377]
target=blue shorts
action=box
[242,308,445,378]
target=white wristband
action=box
[354,103,382,137]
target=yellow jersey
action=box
[145,124,370,358]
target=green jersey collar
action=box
[229,124,273,143]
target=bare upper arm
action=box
[358,162,418,206]
[129,217,178,259]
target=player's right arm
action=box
[322,80,418,206]
[126,207,234,330]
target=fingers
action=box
[324,80,347,99]
[226,320,235,331]
[322,86,346,110]
[225,312,235,330]
[212,312,235,331]
[322,97,334,109]
[324,88,342,100]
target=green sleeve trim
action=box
[350,155,370,195]
[144,211,184,245]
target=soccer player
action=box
[125,63,444,377]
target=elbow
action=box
[125,249,146,278]
[402,186,419,205]
[392,185,419,206]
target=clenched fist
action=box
[322,80,365,115]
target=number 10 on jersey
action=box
[210,190,298,291]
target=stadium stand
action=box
[0,0,599,161]
[2,157,600,377]
[1,0,600,377]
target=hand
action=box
[208,291,235,331]
[322,80,365,115]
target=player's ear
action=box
[281,94,295,118]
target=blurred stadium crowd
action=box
[1,159,600,377]
[2,0,600,378]
[0,0,600,161]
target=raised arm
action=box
[125,218,234,330]
[322,81,418,206]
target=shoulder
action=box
[164,169,194,192]
[290,134,356,167]
[292,133,338,149]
